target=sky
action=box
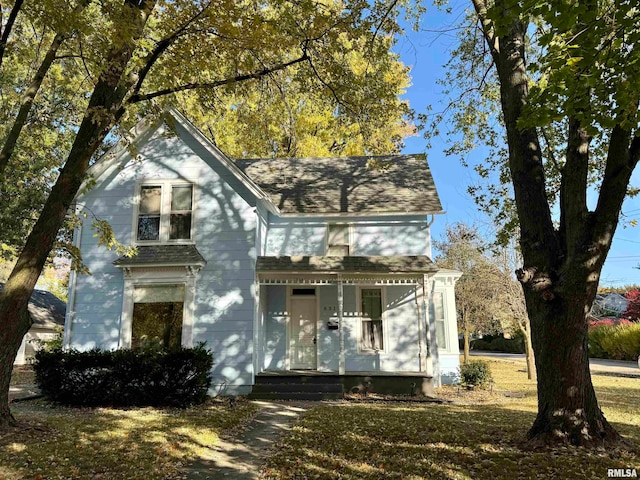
[392,6,640,288]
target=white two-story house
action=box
[63,109,461,397]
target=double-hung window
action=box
[327,224,350,256]
[136,182,194,242]
[361,288,384,351]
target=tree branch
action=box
[0,31,67,175]
[590,124,639,264]
[0,0,24,70]
[470,0,499,62]
[559,116,590,253]
[127,50,309,103]
[131,0,213,98]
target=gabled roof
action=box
[79,108,279,214]
[113,245,206,268]
[82,107,444,217]
[0,284,65,329]
[236,155,444,216]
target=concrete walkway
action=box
[470,351,640,377]
[8,383,41,402]
[184,401,309,480]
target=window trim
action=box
[325,223,352,256]
[356,286,387,354]
[119,269,197,349]
[132,180,196,245]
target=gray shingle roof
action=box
[235,155,443,215]
[0,284,65,328]
[256,256,438,274]
[113,245,206,267]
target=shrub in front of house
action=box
[458,360,492,387]
[34,344,213,407]
[588,322,640,361]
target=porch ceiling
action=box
[257,255,437,273]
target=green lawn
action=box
[0,397,258,480]
[263,357,640,480]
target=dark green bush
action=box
[470,335,525,354]
[34,344,213,407]
[459,360,492,387]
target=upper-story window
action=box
[327,223,350,256]
[136,182,193,242]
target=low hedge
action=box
[34,344,213,407]
[588,322,640,361]
[469,334,525,354]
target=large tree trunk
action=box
[0,0,156,428]
[526,288,620,445]
[469,0,639,446]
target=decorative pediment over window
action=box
[114,245,206,268]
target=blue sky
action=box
[393,8,640,287]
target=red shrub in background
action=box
[623,289,640,322]
[589,318,633,328]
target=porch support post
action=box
[422,274,433,378]
[338,274,345,375]
[417,282,426,373]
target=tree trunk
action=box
[0,0,156,428]
[0,307,30,426]
[526,290,621,446]
[471,0,639,447]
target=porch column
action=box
[338,274,345,375]
[422,275,433,378]
[417,282,426,373]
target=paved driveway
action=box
[469,351,640,377]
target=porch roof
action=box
[256,255,438,274]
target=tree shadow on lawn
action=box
[263,400,640,480]
[0,397,258,480]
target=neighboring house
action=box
[63,109,461,395]
[590,293,630,320]
[3,285,66,365]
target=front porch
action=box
[254,256,440,382]
[249,370,435,400]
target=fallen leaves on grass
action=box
[262,358,640,480]
[0,397,259,480]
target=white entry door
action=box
[290,297,317,369]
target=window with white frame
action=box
[327,223,350,256]
[136,183,193,242]
[431,291,447,349]
[361,288,384,351]
[131,284,185,349]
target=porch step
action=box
[248,392,343,401]
[249,374,343,400]
[251,382,342,394]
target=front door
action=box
[290,296,317,369]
